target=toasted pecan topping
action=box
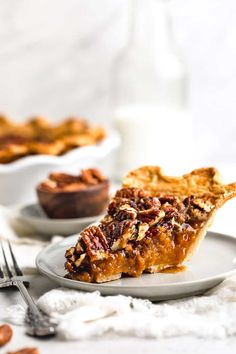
[136,223,149,241]
[65,247,76,259]
[80,226,109,261]
[65,187,216,279]
[74,254,86,267]
[115,187,150,199]
[192,197,215,213]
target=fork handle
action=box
[13,280,41,317]
[13,280,56,337]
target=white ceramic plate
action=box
[36,231,236,300]
[4,203,103,237]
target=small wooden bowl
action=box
[36,180,109,219]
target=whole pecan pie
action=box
[0,115,105,163]
[65,167,236,283]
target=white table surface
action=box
[1,275,236,354]
[1,176,236,353]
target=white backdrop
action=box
[0,0,235,167]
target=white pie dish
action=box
[36,231,236,301]
[0,128,119,205]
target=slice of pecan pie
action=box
[65,167,236,283]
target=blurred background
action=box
[0,0,235,180]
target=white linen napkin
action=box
[0,206,62,272]
[5,277,236,340]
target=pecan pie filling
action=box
[65,187,215,282]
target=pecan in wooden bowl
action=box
[36,168,109,219]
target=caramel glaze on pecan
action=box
[65,187,215,282]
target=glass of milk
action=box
[111,0,193,179]
[114,104,192,178]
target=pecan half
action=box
[81,168,106,185]
[7,347,39,354]
[192,197,214,213]
[49,172,79,186]
[136,223,149,241]
[115,203,137,220]
[87,168,107,182]
[0,324,13,347]
[138,208,164,225]
[137,196,161,211]
[65,247,76,259]
[74,253,86,267]
[80,226,109,261]
[188,208,209,222]
[115,187,149,199]
[110,223,136,251]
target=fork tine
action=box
[7,240,23,276]
[0,261,4,278]
[0,240,13,278]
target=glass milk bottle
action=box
[111,0,192,178]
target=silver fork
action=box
[0,239,57,337]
